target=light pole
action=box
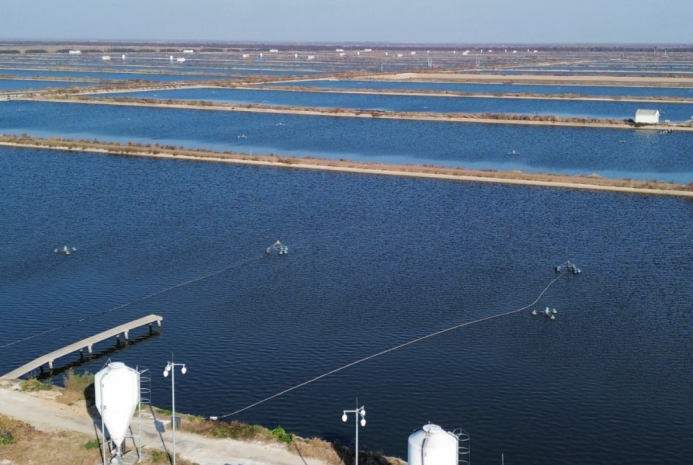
[342,400,366,465]
[163,357,186,465]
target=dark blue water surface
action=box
[99,88,693,121]
[276,79,693,99]
[0,147,691,464]
[1,100,692,182]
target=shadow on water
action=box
[328,439,398,465]
[32,327,162,382]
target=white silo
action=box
[95,362,140,460]
[408,424,458,465]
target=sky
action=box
[0,0,691,44]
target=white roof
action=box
[636,109,660,116]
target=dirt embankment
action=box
[254,84,693,104]
[370,72,693,87]
[0,377,403,465]
[20,94,693,131]
[2,134,693,197]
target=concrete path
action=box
[0,386,328,465]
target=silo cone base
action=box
[109,450,149,465]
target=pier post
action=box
[48,360,53,370]
[88,345,93,355]
[124,330,129,341]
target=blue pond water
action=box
[1,100,692,182]
[277,79,693,99]
[99,87,693,121]
[0,69,232,82]
[0,147,691,464]
[0,80,98,90]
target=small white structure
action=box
[635,109,660,124]
[339,52,346,57]
[364,48,372,52]
[242,54,250,58]
[183,49,194,54]
[68,50,81,55]
[410,51,416,55]
[336,48,344,52]
[397,53,404,57]
[269,49,278,53]
[177,57,186,63]
[95,362,140,460]
[307,55,315,60]
[408,424,458,465]
[101,55,111,61]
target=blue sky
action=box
[0,0,691,44]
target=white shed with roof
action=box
[635,109,660,124]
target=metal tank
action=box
[95,362,140,458]
[408,424,458,465]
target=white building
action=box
[102,56,111,61]
[183,49,194,54]
[68,50,81,55]
[635,109,660,124]
[176,57,186,63]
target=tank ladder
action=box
[452,429,471,465]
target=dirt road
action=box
[0,385,328,465]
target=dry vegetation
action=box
[182,416,403,465]
[0,413,199,465]
[0,414,104,465]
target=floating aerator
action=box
[555,261,581,274]
[266,240,289,256]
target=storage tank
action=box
[95,362,140,455]
[408,424,458,465]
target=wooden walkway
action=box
[1,314,162,380]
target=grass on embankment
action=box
[0,413,199,465]
[181,416,404,465]
[0,413,104,465]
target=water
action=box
[0,80,99,91]
[0,146,691,464]
[1,100,692,182]
[276,79,693,99]
[0,69,235,82]
[98,87,693,121]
